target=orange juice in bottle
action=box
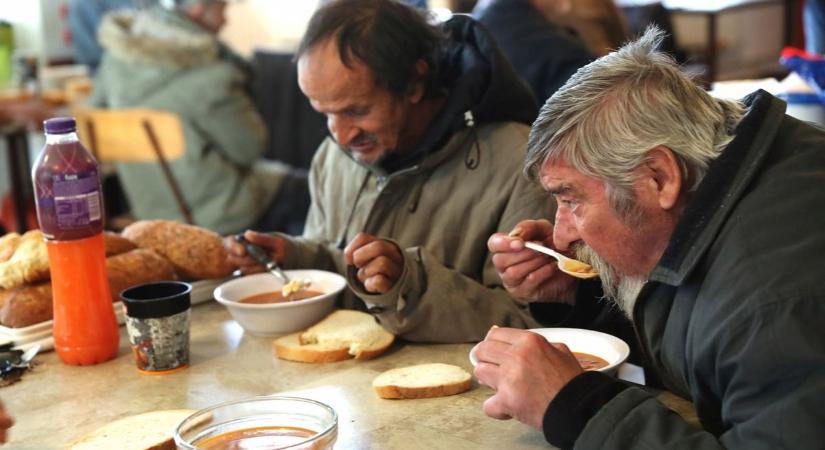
[32,117,119,365]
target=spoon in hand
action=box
[523,242,599,279]
[233,234,309,296]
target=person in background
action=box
[90,0,309,235]
[476,27,825,448]
[473,0,593,103]
[68,0,146,71]
[226,0,633,343]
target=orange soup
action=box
[239,290,324,304]
[573,352,609,371]
[194,425,317,450]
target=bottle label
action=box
[50,170,102,229]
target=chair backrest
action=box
[75,108,185,162]
[73,108,194,224]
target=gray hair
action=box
[525,26,745,220]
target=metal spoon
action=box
[523,242,599,279]
[234,234,291,284]
[233,234,311,297]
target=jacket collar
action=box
[374,14,536,174]
[650,90,787,285]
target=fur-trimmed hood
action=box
[98,8,219,68]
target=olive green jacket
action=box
[280,121,553,342]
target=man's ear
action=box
[408,59,429,103]
[639,146,683,210]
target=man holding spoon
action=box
[478,27,825,449]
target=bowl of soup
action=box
[174,395,337,450]
[469,327,630,374]
[213,270,346,336]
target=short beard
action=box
[574,244,646,320]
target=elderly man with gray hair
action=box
[476,27,825,449]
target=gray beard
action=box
[574,244,647,320]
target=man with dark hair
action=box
[225,0,629,342]
[473,0,593,102]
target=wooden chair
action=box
[74,108,194,225]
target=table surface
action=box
[3,301,555,449]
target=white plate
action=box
[0,278,227,350]
[469,327,630,374]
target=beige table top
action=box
[3,301,553,449]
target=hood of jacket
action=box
[98,8,219,69]
[378,14,537,172]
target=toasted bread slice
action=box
[273,332,353,363]
[69,409,197,450]
[373,363,473,399]
[273,310,394,363]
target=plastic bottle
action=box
[32,117,119,365]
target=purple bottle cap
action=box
[43,117,77,134]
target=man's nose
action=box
[553,207,581,252]
[328,115,358,147]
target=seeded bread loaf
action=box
[372,363,473,399]
[273,310,394,362]
[122,220,233,280]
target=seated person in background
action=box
[473,0,593,103]
[226,0,631,343]
[90,0,309,235]
[68,0,148,72]
[476,27,825,449]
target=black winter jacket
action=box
[473,0,593,103]
[543,91,825,449]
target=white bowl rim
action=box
[469,327,630,373]
[213,270,346,310]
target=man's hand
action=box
[223,230,287,275]
[344,232,403,294]
[473,327,583,429]
[0,399,13,443]
[488,219,578,302]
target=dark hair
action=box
[296,0,445,98]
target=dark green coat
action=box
[543,91,825,449]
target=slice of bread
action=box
[272,332,353,363]
[69,409,196,450]
[373,363,472,399]
[273,310,394,363]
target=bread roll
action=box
[107,249,177,300]
[273,310,394,362]
[0,282,52,328]
[0,249,177,328]
[372,363,472,399]
[104,231,137,256]
[0,230,50,290]
[0,232,21,263]
[122,220,233,280]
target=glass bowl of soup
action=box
[213,270,346,336]
[174,395,337,450]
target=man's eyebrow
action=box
[545,183,576,196]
